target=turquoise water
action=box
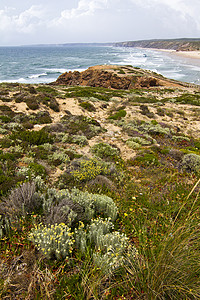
[0,46,200,84]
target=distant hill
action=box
[22,42,113,47]
[115,38,200,51]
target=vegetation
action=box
[0,72,200,299]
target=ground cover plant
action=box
[0,73,200,299]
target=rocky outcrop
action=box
[53,67,132,89]
[52,65,162,89]
[52,65,189,90]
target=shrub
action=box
[0,214,11,239]
[68,158,113,183]
[87,217,114,246]
[11,129,53,145]
[181,153,200,174]
[0,105,15,117]
[79,101,96,112]
[0,182,42,219]
[131,152,159,167]
[123,121,171,136]
[108,109,126,120]
[63,135,88,146]
[48,150,70,166]
[69,188,118,222]
[49,98,60,112]
[45,198,85,227]
[26,98,39,110]
[60,115,103,139]
[29,223,74,260]
[36,86,58,96]
[93,231,128,274]
[44,188,118,222]
[140,105,155,118]
[35,111,52,124]
[0,115,11,123]
[91,143,120,160]
[126,140,141,150]
[172,135,190,142]
[156,107,165,116]
[28,162,47,179]
[127,136,152,146]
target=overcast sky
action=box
[0,0,200,46]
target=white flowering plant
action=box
[29,223,75,260]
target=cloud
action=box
[0,5,45,34]
[1,0,200,45]
[56,0,108,21]
[130,0,200,35]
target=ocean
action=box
[0,46,200,85]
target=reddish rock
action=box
[52,65,183,90]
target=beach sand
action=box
[147,48,200,68]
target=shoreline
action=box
[156,48,200,60]
[142,47,200,68]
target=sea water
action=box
[0,46,200,85]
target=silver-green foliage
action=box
[69,188,118,221]
[181,153,200,173]
[172,135,190,142]
[62,134,88,146]
[127,136,152,146]
[93,231,128,273]
[123,121,170,136]
[74,217,130,273]
[87,217,114,246]
[0,215,11,239]
[29,223,75,259]
[48,149,70,164]
[91,142,120,159]
[42,188,118,225]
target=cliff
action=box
[115,38,200,51]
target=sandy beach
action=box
[170,50,200,60]
[149,48,200,59]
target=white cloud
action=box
[57,0,108,21]
[0,0,200,45]
[0,5,45,33]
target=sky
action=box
[0,0,200,46]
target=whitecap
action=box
[28,73,47,79]
[45,68,68,74]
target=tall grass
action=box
[124,179,200,299]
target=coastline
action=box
[144,48,200,68]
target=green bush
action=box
[108,109,126,120]
[131,152,159,167]
[28,162,47,179]
[79,101,96,112]
[26,98,39,110]
[11,129,53,145]
[0,115,11,123]
[36,86,58,96]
